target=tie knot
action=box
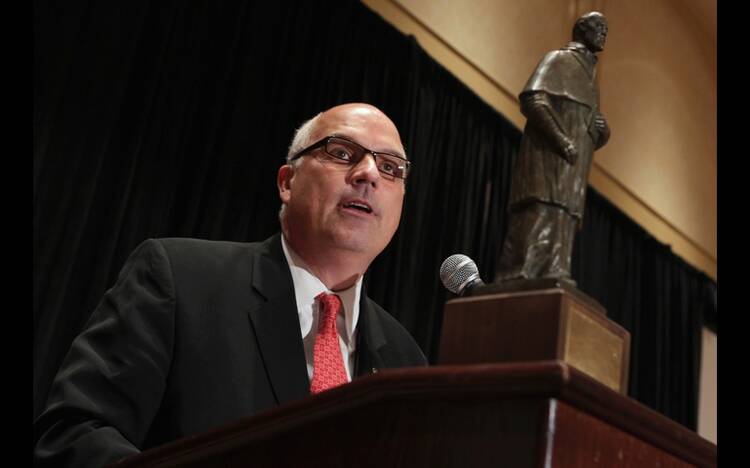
[316,292,342,325]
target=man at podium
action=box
[34,103,427,467]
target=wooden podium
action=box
[113,361,716,467]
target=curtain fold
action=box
[34,0,716,430]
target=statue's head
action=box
[573,12,607,53]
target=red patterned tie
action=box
[310,292,348,394]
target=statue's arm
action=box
[521,92,578,164]
[594,113,610,149]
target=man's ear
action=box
[277,164,294,204]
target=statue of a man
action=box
[496,11,610,285]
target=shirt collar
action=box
[280,235,361,345]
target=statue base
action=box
[438,280,630,394]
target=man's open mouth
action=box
[342,201,373,214]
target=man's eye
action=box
[379,160,397,174]
[329,147,354,160]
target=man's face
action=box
[581,17,608,52]
[278,104,406,264]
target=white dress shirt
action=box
[281,235,361,382]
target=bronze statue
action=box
[496,12,610,286]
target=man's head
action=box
[277,103,407,287]
[573,11,607,53]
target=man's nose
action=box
[348,153,380,187]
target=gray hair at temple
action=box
[573,11,606,39]
[286,112,323,165]
[280,112,323,222]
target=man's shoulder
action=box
[121,235,286,298]
[145,235,277,258]
[128,235,281,276]
[155,236,262,249]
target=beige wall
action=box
[597,0,716,274]
[361,0,716,444]
[698,328,717,443]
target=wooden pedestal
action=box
[439,284,631,393]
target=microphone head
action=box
[440,254,481,295]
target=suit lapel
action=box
[246,234,310,404]
[354,287,389,378]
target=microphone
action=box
[439,254,485,296]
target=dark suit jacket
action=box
[34,234,427,467]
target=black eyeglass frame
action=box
[288,135,412,180]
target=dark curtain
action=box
[34,0,717,431]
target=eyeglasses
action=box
[288,135,411,180]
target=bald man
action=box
[34,103,427,467]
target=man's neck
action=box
[281,231,370,291]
